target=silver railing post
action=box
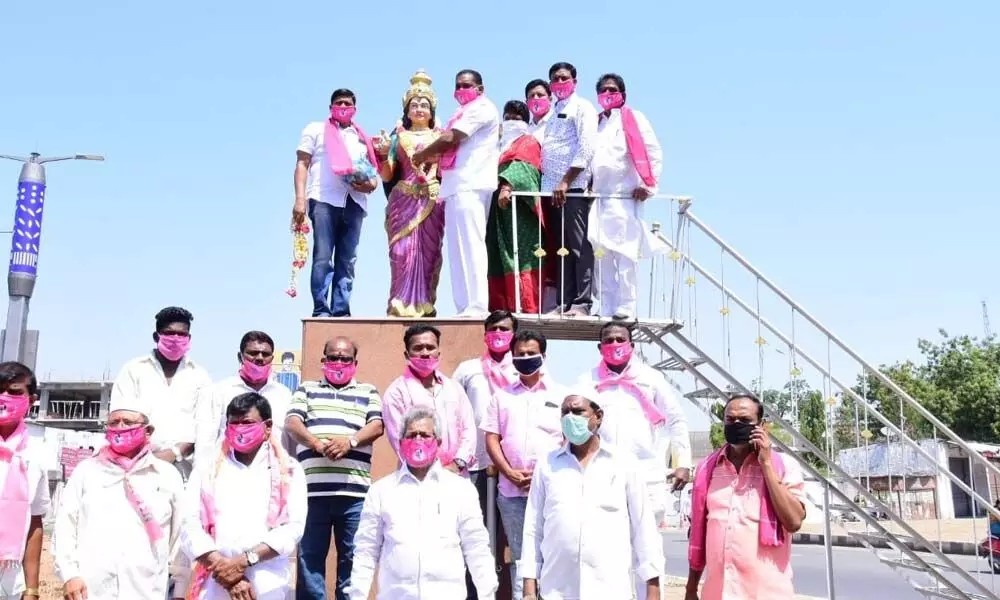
[824,481,837,600]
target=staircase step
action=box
[878,553,954,574]
[651,356,707,371]
[684,388,719,400]
[914,585,994,600]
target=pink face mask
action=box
[597,91,625,111]
[484,331,514,353]
[601,341,633,366]
[225,422,269,453]
[330,105,357,124]
[400,437,438,468]
[157,334,190,361]
[550,80,576,100]
[454,87,479,106]
[408,356,440,377]
[239,359,272,385]
[0,393,31,426]
[323,361,357,386]
[105,425,149,455]
[527,97,551,119]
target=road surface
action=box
[662,530,1000,599]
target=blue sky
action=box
[2,1,997,430]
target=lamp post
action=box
[0,152,104,363]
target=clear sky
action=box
[2,1,997,431]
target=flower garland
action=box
[286,222,310,298]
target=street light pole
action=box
[0,152,104,363]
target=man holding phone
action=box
[684,394,806,600]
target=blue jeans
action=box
[497,494,528,599]
[309,198,364,317]
[296,495,364,600]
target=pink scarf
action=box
[402,368,467,466]
[594,361,666,426]
[187,437,292,600]
[324,119,379,176]
[688,447,786,571]
[606,106,656,188]
[97,444,164,546]
[0,421,30,566]
[439,102,472,171]
[480,354,515,394]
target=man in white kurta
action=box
[520,390,663,600]
[588,74,666,320]
[348,406,498,600]
[53,407,185,600]
[182,393,307,600]
[412,69,500,317]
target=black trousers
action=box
[542,190,594,312]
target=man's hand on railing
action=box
[632,188,652,201]
[552,181,569,207]
[498,185,513,209]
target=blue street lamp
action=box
[0,152,104,363]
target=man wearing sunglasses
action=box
[284,336,384,600]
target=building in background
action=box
[273,348,301,392]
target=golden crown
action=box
[402,69,437,110]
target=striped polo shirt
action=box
[287,379,382,498]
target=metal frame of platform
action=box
[303,314,682,343]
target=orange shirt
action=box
[701,452,805,600]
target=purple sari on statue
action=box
[384,126,446,317]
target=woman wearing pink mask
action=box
[0,362,47,600]
[383,324,476,476]
[347,406,498,600]
[53,402,185,600]
[109,306,212,470]
[588,72,667,320]
[182,393,307,600]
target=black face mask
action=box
[724,421,755,445]
[512,355,544,376]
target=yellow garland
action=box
[286,222,310,298]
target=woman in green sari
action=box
[487,100,547,313]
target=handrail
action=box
[651,225,1000,522]
[645,327,993,600]
[680,206,1000,492]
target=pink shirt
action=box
[383,371,477,468]
[701,452,805,600]
[480,378,563,498]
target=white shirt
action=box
[348,463,498,600]
[519,442,662,600]
[297,120,372,212]
[439,95,501,198]
[591,108,662,196]
[528,110,552,144]
[577,361,691,482]
[540,94,598,192]
[192,375,293,469]
[52,454,183,600]
[0,441,50,598]
[110,353,212,451]
[452,357,513,471]
[181,446,307,600]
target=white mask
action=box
[499,120,529,152]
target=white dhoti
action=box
[444,190,491,316]
[588,196,666,319]
[632,477,668,600]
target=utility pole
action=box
[0,152,104,363]
[984,300,993,339]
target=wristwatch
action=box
[349,437,359,449]
[453,458,468,471]
[245,549,260,567]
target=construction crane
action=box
[985,300,993,338]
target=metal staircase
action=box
[632,198,1000,600]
